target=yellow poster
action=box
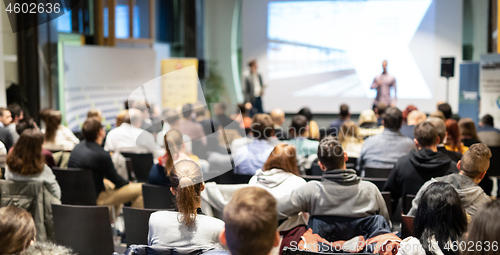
[161,58,199,108]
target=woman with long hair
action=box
[147,129,197,186]
[461,200,500,255]
[5,129,61,199]
[458,118,481,147]
[397,182,468,255]
[444,119,468,154]
[338,121,364,158]
[148,160,224,249]
[0,206,36,254]
[298,107,320,141]
[42,110,79,151]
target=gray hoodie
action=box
[277,169,390,223]
[408,173,491,217]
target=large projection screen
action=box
[242,0,462,113]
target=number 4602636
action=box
[6,3,61,14]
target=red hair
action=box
[402,105,418,123]
[446,119,461,152]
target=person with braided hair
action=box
[147,160,224,250]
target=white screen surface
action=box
[242,0,462,113]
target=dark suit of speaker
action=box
[243,74,264,114]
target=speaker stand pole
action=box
[446,76,450,103]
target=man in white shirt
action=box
[105,108,164,158]
[243,60,264,115]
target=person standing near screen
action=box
[371,60,396,108]
[243,60,264,116]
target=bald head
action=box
[270,108,285,126]
[128,108,143,127]
[407,110,426,126]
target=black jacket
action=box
[68,140,128,195]
[383,149,458,211]
[437,146,462,162]
[0,127,13,151]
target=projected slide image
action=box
[267,0,434,100]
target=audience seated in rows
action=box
[358,107,415,171]
[338,120,364,158]
[400,110,426,140]
[297,107,320,140]
[270,108,287,140]
[7,103,23,143]
[398,182,467,255]
[148,129,195,187]
[104,108,164,158]
[477,114,500,147]
[461,200,500,255]
[148,160,224,250]
[286,115,319,157]
[426,117,462,162]
[68,118,143,208]
[205,186,280,255]
[0,107,14,151]
[329,104,350,137]
[357,109,383,138]
[459,117,481,147]
[180,103,207,146]
[0,206,36,254]
[383,121,457,211]
[278,137,390,223]
[408,143,492,217]
[41,110,79,151]
[445,119,468,154]
[5,129,61,200]
[233,114,275,175]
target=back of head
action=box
[383,107,403,131]
[459,118,479,140]
[164,129,184,174]
[128,108,143,127]
[317,136,344,170]
[7,129,45,175]
[290,115,308,137]
[407,110,426,126]
[376,103,388,116]
[358,109,377,125]
[39,108,51,124]
[16,118,36,135]
[460,143,491,179]
[426,117,446,143]
[402,105,418,122]
[169,160,204,228]
[297,107,313,121]
[163,108,180,126]
[0,206,36,254]
[116,110,129,127]
[223,186,277,255]
[445,119,460,149]
[263,144,298,175]
[338,120,360,143]
[87,109,102,120]
[270,108,284,125]
[437,103,452,119]
[82,118,102,142]
[182,103,193,119]
[414,121,438,147]
[414,182,467,254]
[251,114,274,140]
[463,200,500,255]
[44,110,62,142]
[8,103,22,120]
[481,114,494,127]
[429,110,446,121]
[193,102,206,118]
[339,104,349,118]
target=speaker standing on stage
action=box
[243,60,264,115]
[371,60,397,108]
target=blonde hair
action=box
[169,160,203,228]
[338,120,362,143]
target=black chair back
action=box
[404,194,416,214]
[142,184,176,209]
[401,215,415,239]
[52,167,97,205]
[52,204,114,255]
[345,157,357,169]
[121,152,154,182]
[123,207,159,247]
[361,177,387,191]
[310,162,323,176]
[364,167,392,178]
[380,191,392,219]
[213,170,253,184]
[301,175,322,182]
[488,146,500,177]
